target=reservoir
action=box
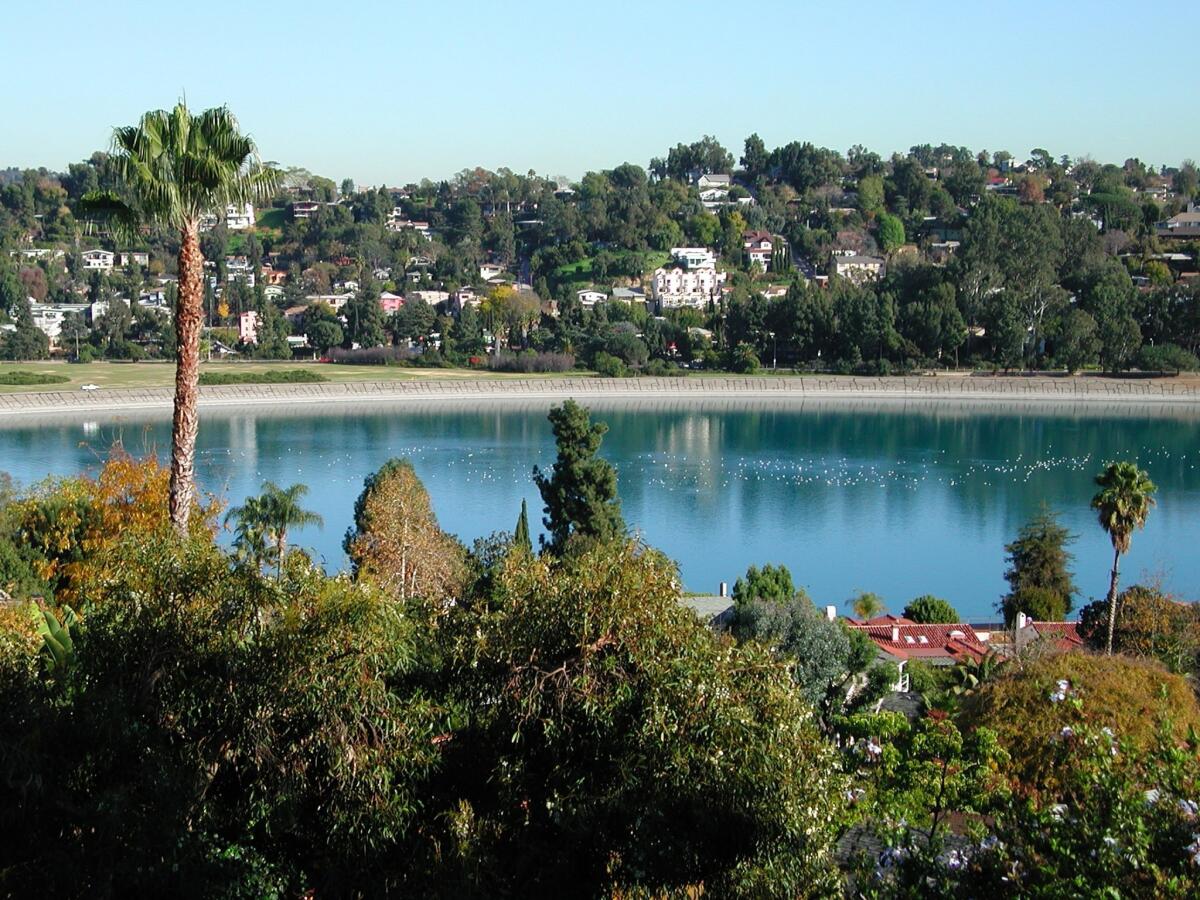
[1,396,1197,621]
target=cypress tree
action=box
[533,400,625,554]
[514,498,532,553]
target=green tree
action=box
[533,400,625,554]
[902,595,960,623]
[83,102,277,534]
[0,296,49,361]
[513,498,531,553]
[1091,461,1157,655]
[732,563,798,605]
[851,591,886,620]
[344,286,387,349]
[226,481,323,579]
[877,212,906,254]
[1054,307,1100,372]
[1000,508,1077,625]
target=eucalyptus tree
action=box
[83,102,277,533]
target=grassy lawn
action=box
[552,250,670,287]
[0,360,597,394]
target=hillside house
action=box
[81,249,115,272]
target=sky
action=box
[2,0,1197,186]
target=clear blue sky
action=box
[2,0,1196,185]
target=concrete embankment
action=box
[1,374,1199,417]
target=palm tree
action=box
[226,482,323,579]
[83,103,277,534]
[1091,461,1157,655]
[851,591,886,620]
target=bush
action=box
[0,370,69,385]
[730,342,760,374]
[592,352,629,377]
[1137,342,1199,374]
[198,369,329,385]
[958,652,1200,787]
[641,358,685,377]
[487,350,576,373]
[328,346,419,365]
[72,345,101,363]
[902,595,960,624]
[1078,585,1200,674]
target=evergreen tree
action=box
[345,282,387,349]
[533,400,625,554]
[1000,508,1078,625]
[0,296,49,360]
[253,298,292,360]
[513,498,532,553]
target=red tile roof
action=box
[1029,621,1084,650]
[849,621,988,662]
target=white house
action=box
[239,311,259,345]
[479,262,506,281]
[576,289,607,308]
[225,256,254,285]
[29,301,89,343]
[669,247,717,269]
[119,250,150,267]
[695,173,731,191]
[832,254,885,283]
[292,201,320,220]
[304,293,355,311]
[263,284,285,301]
[225,203,255,230]
[610,287,647,305]
[81,249,115,272]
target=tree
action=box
[84,103,277,534]
[1091,462,1157,655]
[226,481,323,580]
[451,539,846,894]
[732,563,798,605]
[0,296,49,360]
[902,595,960,624]
[1054,307,1100,372]
[344,458,465,604]
[344,286,387,349]
[1078,585,1200,674]
[513,498,531,553]
[533,400,625,554]
[740,132,769,181]
[877,212,906,254]
[851,591,886,620]
[1000,509,1077,625]
[732,594,856,706]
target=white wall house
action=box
[832,254,885,283]
[669,247,717,269]
[119,250,150,267]
[651,267,726,312]
[576,289,607,308]
[225,203,255,230]
[81,249,115,272]
[29,301,89,342]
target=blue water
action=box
[2,396,1197,620]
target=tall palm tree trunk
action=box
[1105,546,1121,656]
[169,224,204,534]
[276,532,286,581]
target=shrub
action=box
[1077,584,1200,674]
[730,342,760,373]
[487,350,576,373]
[0,370,69,385]
[1138,342,1199,374]
[198,368,329,385]
[958,652,1200,788]
[592,351,629,377]
[328,346,419,365]
[902,595,960,624]
[641,358,685,377]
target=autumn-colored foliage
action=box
[958,652,1200,790]
[13,450,218,604]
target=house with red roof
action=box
[1013,612,1084,653]
[846,615,990,690]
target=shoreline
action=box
[2,374,1200,416]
